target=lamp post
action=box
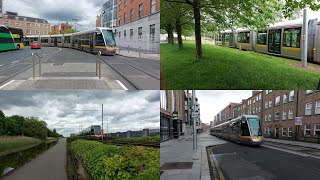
[302,7,308,67]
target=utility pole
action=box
[302,7,308,67]
[111,0,115,31]
[102,104,104,141]
[192,90,197,150]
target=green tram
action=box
[0,25,16,52]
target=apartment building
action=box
[51,23,72,34]
[160,90,185,141]
[0,11,50,35]
[115,0,160,54]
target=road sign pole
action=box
[302,7,308,67]
[102,104,104,141]
[192,90,197,150]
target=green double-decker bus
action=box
[0,25,16,52]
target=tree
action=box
[162,0,193,48]
[161,0,175,44]
[282,0,320,18]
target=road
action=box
[207,140,320,180]
[0,47,159,90]
[4,138,67,180]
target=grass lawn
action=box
[0,136,58,157]
[161,41,320,89]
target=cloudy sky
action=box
[196,91,253,124]
[0,90,159,137]
[3,0,105,31]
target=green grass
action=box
[0,136,42,156]
[161,41,320,89]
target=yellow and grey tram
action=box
[210,115,264,146]
[25,27,116,55]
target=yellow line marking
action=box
[208,148,225,180]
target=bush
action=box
[70,140,160,180]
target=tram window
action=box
[257,32,267,45]
[102,29,116,46]
[64,36,70,43]
[95,33,105,46]
[241,121,250,136]
[283,28,301,48]
[41,38,48,43]
[247,118,262,136]
[237,32,250,43]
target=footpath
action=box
[264,138,320,150]
[116,49,160,60]
[160,132,226,180]
[4,138,67,180]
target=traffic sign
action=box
[192,112,198,118]
[295,117,302,125]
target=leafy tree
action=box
[0,110,5,118]
[282,0,320,18]
[161,0,175,44]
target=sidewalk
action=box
[116,49,160,60]
[160,132,226,180]
[264,138,320,150]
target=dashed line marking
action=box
[0,80,15,89]
[116,80,128,90]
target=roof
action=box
[2,12,49,24]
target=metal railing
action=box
[32,52,42,79]
[96,51,102,79]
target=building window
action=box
[304,124,311,136]
[15,16,19,20]
[306,90,313,94]
[288,109,293,119]
[130,9,134,21]
[265,128,268,135]
[139,4,143,19]
[265,115,268,121]
[288,127,293,137]
[119,0,122,10]
[23,18,27,21]
[282,110,286,120]
[268,114,271,121]
[138,27,142,39]
[44,24,48,28]
[15,22,21,27]
[283,93,288,103]
[151,0,156,14]
[259,106,261,113]
[160,90,167,110]
[150,24,155,41]
[124,30,126,39]
[282,128,286,136]
[119,31,121,38]
[259,94,261,100]
[316,101,320,114]
[275,96,280,106]
[35,30,40,35]
[268,100,272,108]
[268,127,271,135]
[124,13,127,24]
[315,125,320,137]
[118,16,121,26]
[274,112,279,121]
[26,23,31,27]
[26,29,31,35]
[124,0,128,6]
[305,102,312,116]
[4,21,9,26]
[44,30,48,35]
[130,29,133,39]
[289,90,294,102]
[265,101,268,109]
[36,24,40,28]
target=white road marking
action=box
[11,61,19,64]
[0,80,15,90]
[116,80,128,90]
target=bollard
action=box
[32,52,35,79]
[39,56,41,77]
[128,45,130,53]
[119,48,120,54]
[96,55,99,76]
[97,51,102,79]
[139,47,141,57]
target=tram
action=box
[210,115,264,146]
[25,27,116,55]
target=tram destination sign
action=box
[295,117,303,125]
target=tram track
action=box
[99,55,159,90]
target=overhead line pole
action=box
[102,104,104,141]
[302,7,308,67]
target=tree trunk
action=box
[166,24,174,44]
[193,0,202,60]
[176,20,183,48]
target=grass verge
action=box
[161,41,320,89]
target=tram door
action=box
[268,29,281,54]
[89,34,94,52]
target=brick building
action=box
[214,102,240,126]
[0,11,50,35]
[51,23,72,34]
[115,0,160,54]
[214,90,320,143]
[96,15,101,27]
[160,90,185,141]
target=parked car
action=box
[31,41,41,49]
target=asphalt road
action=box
[208,141,320,180]
[4,138,67,180]
[0,47,159,90]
